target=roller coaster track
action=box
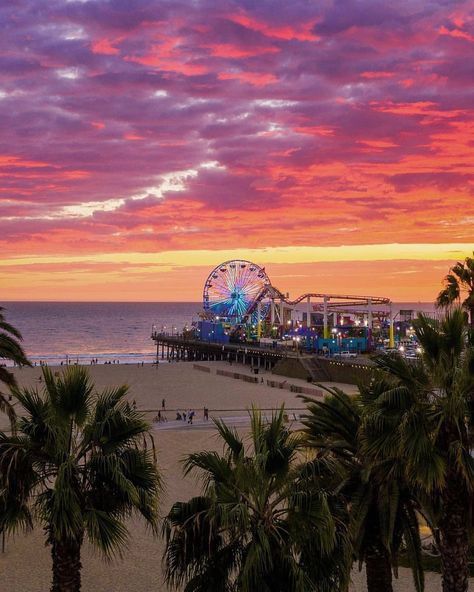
[244,284,390,320]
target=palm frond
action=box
[84,508,129,559]
[0,391,17,431]
[213,417,243,459]
[45,366,93,426]
[402,503,425,592]
[82,386,149,453]
[436,274,460,308]
[183,451,233,490]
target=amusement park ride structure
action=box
[202,259,395,347]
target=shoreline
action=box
[3,352,159,368]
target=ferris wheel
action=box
[203,260,270,321]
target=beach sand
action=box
[0,362,466,591]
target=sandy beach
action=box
[0,361,468,591]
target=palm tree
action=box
[0,306,30,426]
[436,252,474,328]
[163,407,350,592]
[0,365,160,592]
[372,308,474,592]
[300,383,424,592]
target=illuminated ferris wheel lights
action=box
[203,259,270,322]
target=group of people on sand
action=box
[175,409,195,424]
[175,407,209,424]
[152,410,168,423]
[151,396,209,426]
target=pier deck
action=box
[151,333,287,370]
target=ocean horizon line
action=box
[1,300,203,304]
[1,299,436,305]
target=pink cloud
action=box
[439,25,474,42]
[91,38,121,55]
[218,71,277,86]
[0,0,472,300]
[228,12,319,41]
[204,42,279,58]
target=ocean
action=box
[1,301,436,366]
[1,302,200,366]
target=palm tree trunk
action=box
[365,545,393,592]
[439,485,469,592]
[50,537,83,592]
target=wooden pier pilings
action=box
[150,333,285,370]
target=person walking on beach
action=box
[203,407,209,421]
[162,398,166,410]
[188,410,195,425]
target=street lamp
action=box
[331,328,337,354]
[337,331,342,352]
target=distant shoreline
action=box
[3,352,160,368]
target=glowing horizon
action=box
[1,1,473,302]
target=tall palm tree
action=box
[373,308,474,592]
[436,252,474,328]
[163,407,350,592]
[0,306,30,426]
[300,383,424,592]
[0,365,161,592]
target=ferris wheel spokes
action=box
[202,259,270,323]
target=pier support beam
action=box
[368,299,373,351]
[323,296,329,338]
[389,304,395,348]
[257,301,262,339]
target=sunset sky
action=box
[1,0,473,302]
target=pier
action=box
[150,331,376,386]
[151,332,285,371]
